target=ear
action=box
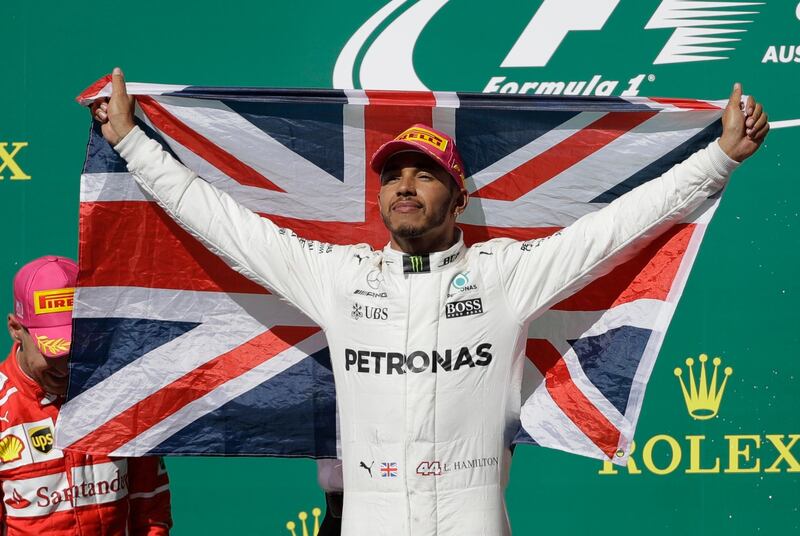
[453,188,469,216]
[7,314,24,344]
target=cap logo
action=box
[36,336,70,357]
[398,127,448,152]
[33,288,74,315]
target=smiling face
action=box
[378,152,468,252]
[7,314,70,395]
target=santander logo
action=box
[4,489,31,510]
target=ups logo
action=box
[28,426,53,454]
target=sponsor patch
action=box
[438,252,459,267]
[449,271,478,296]
[359,460,374,477]
[33,288,74,314]
[380,462,398,478]
[366,269,384,290]
[445,298,483,318]
[397,127,447,151]
[28,426,53,454]
[0,434,25,463]
[4,489,30,509]
[354,289,388,298]
[351,302,388,320]
[403,254,430,274]
[344,343,492,374]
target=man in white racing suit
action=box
[92,69,769,536]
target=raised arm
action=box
[498,83,769,322]
[92,68,362,327]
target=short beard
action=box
[381,202,450,239]
[392,224,424,239]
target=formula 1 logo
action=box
[644,0,763,65]
[333,0,762,90]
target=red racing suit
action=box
[0,346,172,535]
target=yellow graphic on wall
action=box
[0,142,30,180]
[286,507,321,536]
[673,353,732,420]
[599,352,800,476]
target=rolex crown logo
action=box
[674,354,733,420]
[286,508,321,536]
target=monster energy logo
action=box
[403,254,430,274]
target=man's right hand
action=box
[91,67,136,146]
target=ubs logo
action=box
[352,302,389,320]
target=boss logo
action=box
[445,298,483,319]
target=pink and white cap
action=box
[13,256,77,358]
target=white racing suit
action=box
[115,126,738,535]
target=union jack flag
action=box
[56,76,726,464]
[381,463,398,478]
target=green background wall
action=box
[2,1,797,534]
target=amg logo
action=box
[354,289,388,298]
[445,298,483,318]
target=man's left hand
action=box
[719,82,769,162]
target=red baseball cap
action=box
[370,124,466,187]
[13,256,77,358]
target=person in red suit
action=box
[1,255,173,535]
